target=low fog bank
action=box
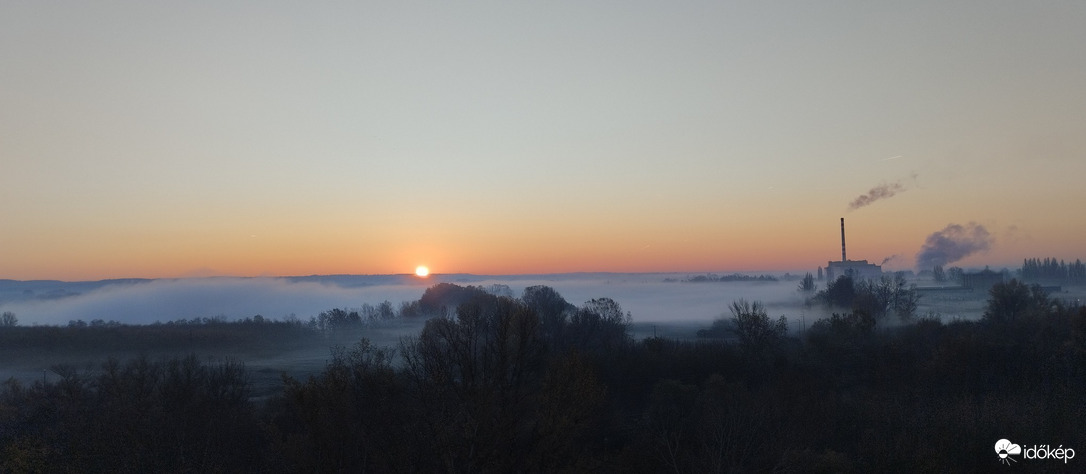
[0,277,431,326]
[457,274,814,326]
[1,273,819,328]
[8,271,1038,331]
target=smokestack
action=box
[840,217,846,262]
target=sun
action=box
[415,265,430,277]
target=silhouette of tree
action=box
[816,275,856,308]
[728,299,787,358]
[418,282,491,316]
[810,311,875,338]
[522,285,575,350]
[401,294,545,472]
[275,339,405,472]
[816,275,918,323]
[567,297,632,354]
[983,279,1049,324]
[798,272,816,292]
[946,266,964,283]
[857,274,919,321]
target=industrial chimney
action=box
[840,217,846,262]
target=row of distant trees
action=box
[1020,257,1086,282]
[927,257,1085,285]
[685,273,778,283]
[931,264,964,283]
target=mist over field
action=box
[0,273,814,328]
[0,276,426,326]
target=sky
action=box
[2,1,1085,281]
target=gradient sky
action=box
[3,1,1085,280]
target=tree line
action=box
[684,273,779,283]
[1020,257,1086,283]
[2,280,1085,472]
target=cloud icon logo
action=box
[995,439,1022,465]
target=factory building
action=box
[825,218,882,281]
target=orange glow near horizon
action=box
[1,208,1081,281]
[0,227,1075,281]
[0,249,1066,281]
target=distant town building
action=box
[961,269,1005,291]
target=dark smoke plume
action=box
[915,222,993,270]
[847,174,917,211]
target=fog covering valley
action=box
[0,272,810,386]
[4,270,1084,370]
[0,272,821,327]
[3,269,1086,471]
[0,270,1023,328]
[3,270,1081,394]
[0,273,869,393]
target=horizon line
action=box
[0,264,1028,284]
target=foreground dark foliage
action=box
[1,355,262,472]
[2,281,1085,472]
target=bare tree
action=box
[729,300,787,354]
